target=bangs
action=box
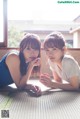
[44,41,55,49]
[44,38,58,49]
[26,38,40,50]
[26,39,40,50]
[44,37,65,50]
[20,34,41,51]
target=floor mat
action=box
[0,80,80,119]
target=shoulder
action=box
[6,50,20,65]
[63,55,78,64]
[62,54,79,69]
[62,55,80,80]
[8,50,19,56]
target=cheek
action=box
[23,50,29,58]
[36,51,40,57]
[36,53,39,57]
[57,52,63,58]
[46,52,49,56]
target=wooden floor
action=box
[0,79,80,119]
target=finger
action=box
[40,78,47,84]
[34,86,42,96]
[43,73,50,77]
[40,81,49,87]
[34,59,40,65]
[35,86,41,92]
[40,73,49,76]
[32,86,40,93]
[40,75,50,80]
[40,73,50,78]
[40,79,51,86]
[40,74,48,77]
[33,86,38,92]
[35,58,40,62]
[40,73,50,76]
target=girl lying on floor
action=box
[0,33,41,96]
[40,31,80,91]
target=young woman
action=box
[40,31,80,90]
[0,33,41,96]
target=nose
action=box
[48,51,54,58]
[48,51,53,55]
[31,50,37,57]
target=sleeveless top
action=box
[0,53,14,88]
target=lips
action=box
[49,57,54,59]
[29,57,36,60]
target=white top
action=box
[48,55,80,83]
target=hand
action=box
[24,84,42,97]
[30,58,41,68]
[39,73,53,88]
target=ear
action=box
[62,46,67,53]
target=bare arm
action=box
[52,71,62,83]
[51,76,79,90]
[6,54,40,88]
[18,63,33,88]
[49,70,79,90]
[40,73,79,90]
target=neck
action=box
[56,62,62,70]
[56,55,64,70]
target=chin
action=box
[26,58,31,62]
[50,59,55,62]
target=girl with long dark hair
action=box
[0,33,41,96]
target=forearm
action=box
[18,64,33,88]
[18,84,32,90]
[54,78,62,83]
[51,82,79,91]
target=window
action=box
[7,0,80,48]
[66,39,73,48]
[0,0,7,47]
[1,0,80,48]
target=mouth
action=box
[29,57,36,60]
[49,57,55,60]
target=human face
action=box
[23,47,39,62]
[45,47,64,63]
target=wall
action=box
[73,31,80,48]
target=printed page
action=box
[0,0,80,119]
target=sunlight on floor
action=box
[9,78,50,91]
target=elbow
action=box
[17,86,23,90]
[72,85,79,90]
[16,85,23,90]
[16,83,26,90]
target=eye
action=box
[33,49,38,51]
[52,48,57,50]
[45,49,49,51]
[26,47,30,50]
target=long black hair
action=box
[19,33,41,76]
